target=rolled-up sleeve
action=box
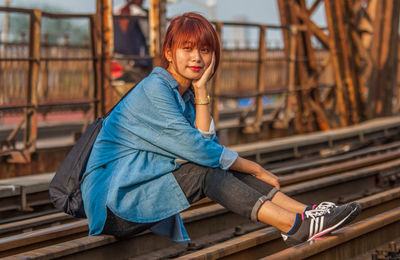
[220,147,238,170]
[196,117,217,141]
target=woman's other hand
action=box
[230,156,280,190]
[254,168,280,190]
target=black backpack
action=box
[49,117,104,218]
[49,83,138,218]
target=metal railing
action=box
[0,7,97,157]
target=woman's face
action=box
[166,42,213,82]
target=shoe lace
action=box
[304,208,330,219]
[314,202,336,211]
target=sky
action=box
[1,0,284,24]
[0,0,327,47]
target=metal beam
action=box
[368,0,400,118]
[24,9,41,154]
[149,0,166,67]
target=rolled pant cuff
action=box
[250,188,279,222]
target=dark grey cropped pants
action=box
[173,163,279,221]
[102,163,279,237]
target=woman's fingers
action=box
[193,52,215,89]
[208,52,216,76]
[257,170,280,189]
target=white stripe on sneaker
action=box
[315,217,320,235]
[319,216,324,233]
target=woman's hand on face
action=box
[192,52,215,90]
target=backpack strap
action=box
[79,79,143,185]
[104,79,142,118]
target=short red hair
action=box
[161,12,221,78]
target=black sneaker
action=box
[281,202,361,246]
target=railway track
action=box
[1,149,399,259]
[1,137,400,237]
[1,126,400,225]
[1,117,400,259]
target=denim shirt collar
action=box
[152,67,195,105]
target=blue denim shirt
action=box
[81,67,238,242]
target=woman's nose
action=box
[191,49,202,62]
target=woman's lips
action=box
[188,66,202,72]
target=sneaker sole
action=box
[308,205,361,241]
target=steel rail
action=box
[0,211,71,237]
[172,188,400,260]
[278,146,400,186]
[233,117,400,163]
[268,140,400,173]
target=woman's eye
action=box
[200,48,210,53]
[183,46,192,51]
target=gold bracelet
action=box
[195,95,210,105]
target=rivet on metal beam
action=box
[234,225,245,236]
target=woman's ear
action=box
[165,48,173,63]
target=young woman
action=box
[81,12,361,246]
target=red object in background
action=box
[111,61,123,79]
